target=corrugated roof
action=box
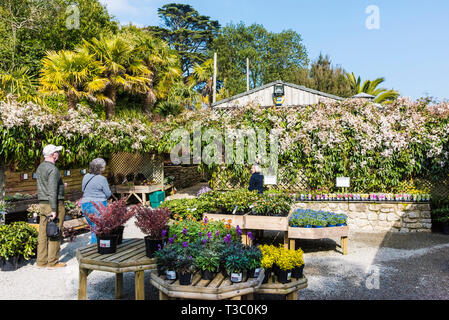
[212,80,344,108]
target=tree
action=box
[147,3,220,78]
[0,66,40,103]
[82,34,151,119]
[346,72,400,104]
[188,58,214,107]
[0,0,118,74]
[39,48,107,110]
[125,27,182,114]
[210,22,308,97]
[290,54,353,98]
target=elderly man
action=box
[36,144,66,268]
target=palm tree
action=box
[346,72,400,104]
[0,66,40,103]
[39,49,107,109]
[133,34,182,114]
[82,34,151,119]
[188,58,214,107]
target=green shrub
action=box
[0,222,38,260]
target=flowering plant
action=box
[89,200,134,236]
[133,205,170,240]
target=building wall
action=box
[292,202,432,233]
[214,85,338,108]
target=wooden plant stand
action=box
[113,184,172,205]
[150,269,265,300]
[288,226,349,255]
[76,238,156,300]
[256,275,308,300]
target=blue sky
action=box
[99,0,449,101]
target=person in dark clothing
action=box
[248,165,264,194]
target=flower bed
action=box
[295,192,431,202]
[289,209,347,228]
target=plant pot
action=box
[292,265,304,279]
[313,225,324,228]
[262,268,272,284]
[165,270,177,280]
[179,272,193,285]
[327,224,336,227]
[113,226,125,245]
[201,269,216,280]
[303,225,312,228]
[336,223,347,227]
[27,217,40,224]
[277,269,292,284]
[1,255,20,272]
[230,272,243,283]
[157,265,165,276]
[144,236,163,258]
[220,266,228,278]
[97,234,118,255]
[248,267,262,278]
[64,215,73,221]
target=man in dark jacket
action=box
[36,144,66,268]
[248,165,264,194]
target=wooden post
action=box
[284,232,289,249]
[286,290,298,300]
[213,52,217,104]
[246,58,250,92]
[289,239,295,250]
[159,290,170,300]
[78,268,89,300]
[341,236,348,255]
[135,270,145,300]
[115,273,123,299]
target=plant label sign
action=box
[99,240,111,248]
[166,271,176,280]
[264,175,277,185]
[231,272,243,282]
[253,268,261,277]
[336,177,350,188]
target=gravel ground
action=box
[1,183,448,300]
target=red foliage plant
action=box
[89,200,135,236]
[133,205,171,240]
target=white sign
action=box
[336,177,350,188]
[264,175,277,185]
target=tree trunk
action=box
[67,92,78,110]
[105,85,117,119]
[143,89,157,114]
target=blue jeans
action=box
[81,201,107,244]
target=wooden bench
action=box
[288,226,349,254]
[150,269,265,300]
[76,238,156,300]
[256,275,308,300]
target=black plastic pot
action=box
[157,265,165,276]
[1,255,20,272]
[179,272,193,285]
[262,268,272,284]
[277,269,292,284]
[220,266,228,278]
[291,265,304,279]
[201,269,216,280]
[144,236,163,258]
[97,234,118,254]
[64,215,73,221]
[113,226,125,245]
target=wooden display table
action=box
[150,269,265,300]
[112,184,173,204]
[288,226,349,255]
[76,238,156,300]
[256,275,308,300]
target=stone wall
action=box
[292,202,432,233]
[164,165,206,190]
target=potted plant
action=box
[0,200,12,224]
[175,252,196,285]
[335,214,347,226]
[133,205,171,258]
[260,245,276,283]
[276,248,295,284]
[312,217,327,228]
[327,216,337,227]
[154,244,179,279]
[0,222,38,271]
[225,251,249,283]
[196,248,220,280]
[291,248,305,279]
[89,200,135,254]
[245,246,262,278]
